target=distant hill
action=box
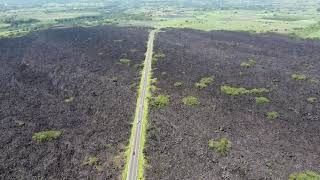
[1,0,318,10]
[130,0,319,10]
[0,0,114,6]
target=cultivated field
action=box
[1,1,320,39]
[145,29,320,179]
[0,26,148,179]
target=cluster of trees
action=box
[1,17,40,27]
[55,15,103,24]
[123,13,152,21]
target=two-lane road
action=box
[126,29,158,180]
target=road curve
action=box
[126,29,158,180]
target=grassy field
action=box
[126,5,319,38]
[0,2,320,39]
[156,10,319,34]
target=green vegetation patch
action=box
[150,85,158,93]
[113,39,123,43]
[292,73,307,81]
[293,22,320,39]
[111,77,118,82]
[152,52,166,64]
[150,95,170,108]
[84,156,102,171]
[85,157,100,166]
[307,97,317,103]
[266,111,279,120]
[119,58,131,65]
[195,77,214,89]
[64,96,75,103]
[308,78,319,85]
[182,96,200,106]
[153,52,166,59]
[208,138,231,156]
[134,63,144,71]
[289,171,320,180]
[16,121,25,127]
[174,82,183,87]
[151,78,158,84]
[129,82,138,91]
[221,85,269,96]
[241,59,256,68]
[262,15,306,22]
[255,97,270,105]
[32,130,62,143]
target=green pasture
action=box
[1,4,320,39]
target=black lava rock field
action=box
[145,29,320,179]
[0,26,148,179]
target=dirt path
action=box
[126,29,157,180]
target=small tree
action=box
[208,138,231,156]
[182,96,200,106]
[195,77,214,89]
[266,111,279,120]
[150,95,170,108]
[32,131,62,143]
[255,97,270,105]
[292,73,307,81]
[119,59,131,65]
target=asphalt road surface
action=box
[126,29,157,180]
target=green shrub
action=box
[292,74,307,81]
[84,156,102,171]
[119,58,131,65]
[265,161,273,169]
[113,39,123,42]
[182,96,200,106]
[266,111,279,120]
[174,82,183,87]
[129,83,138,90]
[240,63,251,68]
[250,88,270,94]
[85,157,100,166]
[307,97,317,103]
[105,143,113,150]
[221,86,247,96]
[255,97,270,105]
[130,48,139,53]
[289,171,320,180]
[161,72,167,76]
[308,78,319,85]
[150,85,158,92]
[111,77,118,82]
[195,77,214,89]
[241,59,256,68]
[134,63,144,70]
[153,52,165,59]
[16,121,25,127]
[32,131,62,143]
[221,86,269,96]
[151,78,157,84]
[208,138,231,156]
[150,95,170,108]
[153,52,166,63]
[64,96,74,103]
